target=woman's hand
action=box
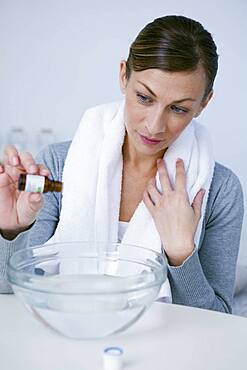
[0,145,50,240]
[143,158,205,266]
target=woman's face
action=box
[119,61,213,157]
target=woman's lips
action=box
[139,134,162,146]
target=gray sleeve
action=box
[167,171,244,313]
[0,144,62,293]
[0,230,32,293]
[28,143,62,246]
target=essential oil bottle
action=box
[18,174,63,193]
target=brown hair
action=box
[126,15,219,101]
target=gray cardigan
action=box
[0,141,244,313]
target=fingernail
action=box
[176,158,183,163]
[12,156,18,165]
[29,165,36,173]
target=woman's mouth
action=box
[139,134,162,146]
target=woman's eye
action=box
[136,93,151,104]
[171,105,188,114]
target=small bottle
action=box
[37,128,56,151]
[8,127,27,152]
[18,174,63,193]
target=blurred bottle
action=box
[7,127,27,152]
[37,128,56,151]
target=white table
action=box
[0,295,246,370]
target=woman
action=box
[0,15,244,312]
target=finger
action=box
[146,180,162,205]
[19,152,39,174]
[192,189,205,218]
[0,164,25,184]
[3,145,20,166]
[2,161,49,178]
[175,158,186,191]
[157,159,172,192]
[38,164,50,177]
[28,192,43,211]
[143,189,155,214]
[0,161,49,185]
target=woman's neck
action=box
[122,134,165,176]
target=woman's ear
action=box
[119,60,128,94]
[194,90,214,118]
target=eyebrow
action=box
[137,81,196,103]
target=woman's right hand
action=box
[0,145,50,239]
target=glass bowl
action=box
[7,241,167,340]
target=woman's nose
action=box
[145,111,167,135]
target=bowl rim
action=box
[7,241,167,295]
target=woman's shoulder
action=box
[211,162,242,194]
[47,140,71,161]
[206,161,244,221]
[35,140,72,181]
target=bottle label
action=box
[25,175,45,193]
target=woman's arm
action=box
[167,168,244,312]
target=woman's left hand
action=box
[143,158,205,266]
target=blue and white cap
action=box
[103,346,124,370]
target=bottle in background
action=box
[37,128,56,151]
[7,127,27,152]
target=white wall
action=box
[0,0,246,259]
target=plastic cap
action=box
[103,346,123,370]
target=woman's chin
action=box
[134,141,167,157]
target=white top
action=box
[118,221,129,242]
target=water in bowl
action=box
[14,273,159,339]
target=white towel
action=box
[47,100,215,300]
